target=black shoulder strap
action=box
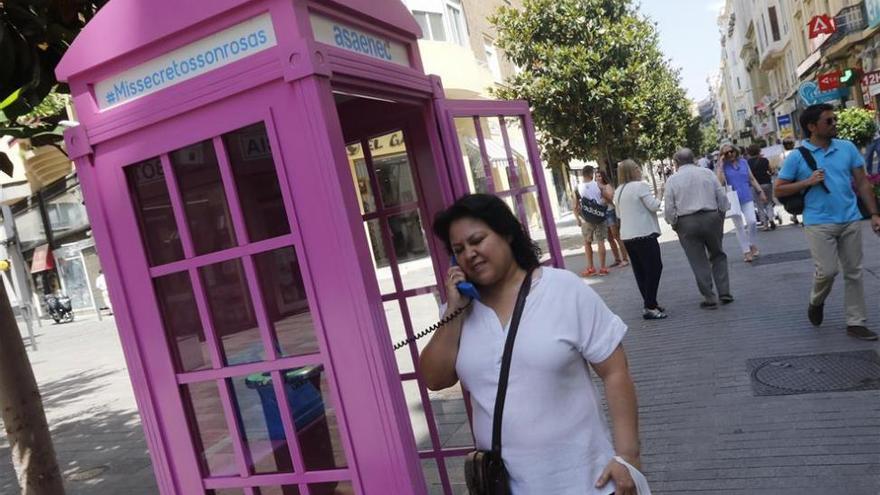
[491,269,534,456]
[797,147,830,193]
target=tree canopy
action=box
[491,0,695,174]
[1,0,109,162]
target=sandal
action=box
[609,260,622,268]
[620,260,630,267]
[598,268,610,276]
[744,253,753,263]
[580,267,597,277]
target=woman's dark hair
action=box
[747,143,761,156]
[432,194,541,270]
[799,103,834,138]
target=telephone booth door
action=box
[334,90,564,493]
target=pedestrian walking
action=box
[663,148,733,309]
[717,143,767,262]
[597,170,630,268]
[746,143,777,231]
[573,166,612,277]
[95,270,112,315]
[775,103,880,341]
[422,193,644,494]
[614,159,665,319]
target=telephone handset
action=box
[392,256,478,351]
[451,255,481,301]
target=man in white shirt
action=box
[663,148,733,309]
[573,166,610,277]
[95,270,112,315]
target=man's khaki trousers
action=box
[804,222,866,327]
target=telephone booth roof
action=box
[56,0,422,80]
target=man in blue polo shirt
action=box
[776,103,880,341]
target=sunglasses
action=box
[723,150,736,155]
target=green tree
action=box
[837,107,877,147]
[700,121,719,155]
[491,0,690,179]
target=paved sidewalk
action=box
[1,217,878,494]
[0,315,157,494]
[571,219,880,494]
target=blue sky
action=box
[638,0,725,103]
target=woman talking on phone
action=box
[419,194,644,495]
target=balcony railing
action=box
[824,2,867,48]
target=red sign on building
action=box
[818,70,842,91]
[808,14,836,38]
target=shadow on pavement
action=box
[0,370,157,495]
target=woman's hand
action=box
[595,457,638,495]
[445,265,470,311]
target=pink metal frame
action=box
[58,1,564,494]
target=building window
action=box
[760,13,769,46]
[768,6,781,42]
[484,38,503,81]
[412,10,447,42]
[446,0,467,46]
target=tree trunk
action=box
[0,281,64,495]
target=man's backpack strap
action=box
[796,147,830,193]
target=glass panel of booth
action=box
[452,118,490,194]
[502,116,535,187]
[170,139,238,255]
[200,258,264,366]
[520,191,552,263]
[126,157,185,266]
[181,380,238,477]
[221,123,291,243]
[155,270,211,372]
[252,247,320,358]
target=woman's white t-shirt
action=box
[454,267,627,494]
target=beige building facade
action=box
[717,0,880,145]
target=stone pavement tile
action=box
[568,221,880,494]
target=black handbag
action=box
[778,147,829,215]
[464,269,533,495]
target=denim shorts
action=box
[605,209,618,226]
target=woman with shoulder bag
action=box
[614,160,666,320]
[420,194,645,495]
[717,143,766,262]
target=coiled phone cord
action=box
[393,299,474,351]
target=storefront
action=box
[56,1,562,494]
[9,173,103,316]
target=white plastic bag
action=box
[725,186,742,219]
[613,456,652,495]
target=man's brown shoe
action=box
[846,326,878,341]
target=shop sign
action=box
[776,115,794,139]
[31,245,55,274]
[239,133,272,161]
[867,0,880,28]
[861,70,880,97]
[818,71,842,91]
[808,14,836,38]
[95,14,278,111]
[799,80,848,105]
[310,14,410,67]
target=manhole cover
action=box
[747,350,880,396]
[65,465,109,481]
[751,249,812,266]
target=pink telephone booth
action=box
[57,1,563,493]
